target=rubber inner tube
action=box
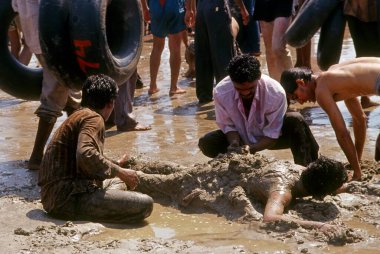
[40,0,143,90]
[317,3,346,70]
[285,0,341,48]
[0,0,42,100]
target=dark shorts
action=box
[149,0,186,37]
[253,0,293,22]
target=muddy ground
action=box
[0,32,380,253]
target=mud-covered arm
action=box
[317,89,362,181]
[264,192,330,230]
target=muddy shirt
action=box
[245,161,302,202]
[38,108,122,213]
[344,0,377,22]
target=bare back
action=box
[316,57,380,102]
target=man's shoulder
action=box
[259,75,286,95]
[214,76,235,95]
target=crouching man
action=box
[198,54,319,166]
[38,74,153,223]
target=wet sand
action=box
[0,30,380,253]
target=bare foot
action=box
[117,123,152,132]
[148,88,160,95]
[169,88,186,96]
[361,96,380,109]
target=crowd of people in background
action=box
[6,0,380,225]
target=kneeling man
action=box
[199,54,319,166]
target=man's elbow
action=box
[263,215,280,223]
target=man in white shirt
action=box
[198,54,319,166]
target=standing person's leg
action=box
[115,70,151,131]
[271,16,293,81]
[195,0,214,103]
[29,57,73,170]
[168,31,186,95]
[208,0,235,83]
[260,21,276,78]
[148,35,165,95]
[198,130,230,158]
[271,112,319,166]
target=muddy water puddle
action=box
[1,29,380,253]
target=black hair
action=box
[227,54,261,83]
[81,74,118,110]
[300,156,348,198]
[280,67,313,94]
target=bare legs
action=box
[148,31,186,96]
[260,17,293,81]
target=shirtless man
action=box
[280,57,380,181]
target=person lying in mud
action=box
[248,156,348,232]
[198,54,319,166]
[280,57,380,181]
[130,154,347,232]
[38,74,153,223]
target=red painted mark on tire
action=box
[74,40,100,74]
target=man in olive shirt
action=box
[39,74,153,223]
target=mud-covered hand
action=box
[117,168,139,190]
[117,152,130,167]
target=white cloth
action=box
[213,74,287,145]
[12,0,42,54]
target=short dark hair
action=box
[227,54,261,83]
[280,67,312,94]
[300,156,348,198]
[81,74,118,110]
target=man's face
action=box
[288,80,314,104]
[233,80,258,100]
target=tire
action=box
[0,0,42,100]
[285,0,341,48]
[39,0,83,91]
[317,3,346,70]
[40,0,143,90]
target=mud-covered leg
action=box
[228,186,262,221]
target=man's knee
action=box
[198,136,213,157]
[284,112,305,127]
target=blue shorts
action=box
[149,0,186,38]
